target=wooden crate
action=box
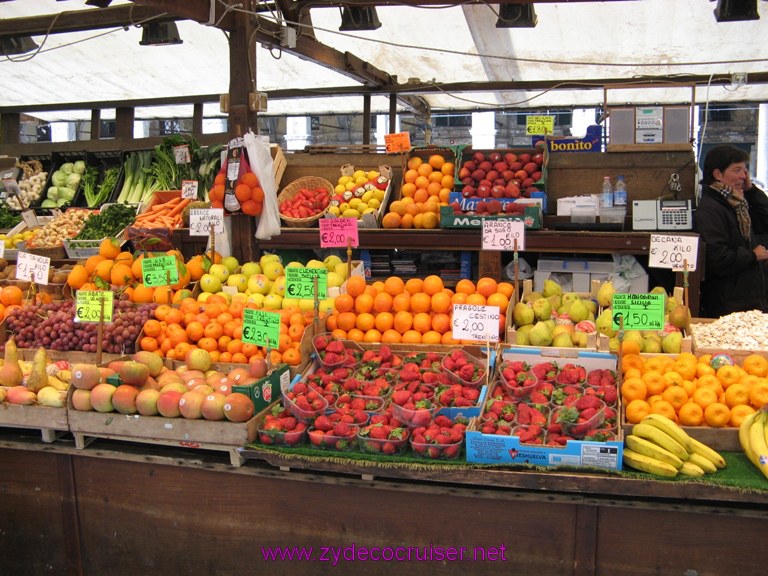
[0,400,68,443]
[688,317,767,365]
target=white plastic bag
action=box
[609,254,646,292]
[243,131,281,240]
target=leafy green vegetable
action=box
[0,203,22,229]
[74,203,137,240]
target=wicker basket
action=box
[278,176,334,228]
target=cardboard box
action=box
[545,126,602,154]
[232,363,290,413]
[323,165,393,229]
[465,347,623,471]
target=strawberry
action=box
[313,414,333,432]
[531,361,558,382]
[574,395,601,411]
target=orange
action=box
[186,256,205,281]
[355,312,375,332]
[621,340,641,356]
[417,163,433,178]
[730,404,756,428]
[696,373,724,397]
[143,319,163,338]
[394,310,413,334]
[410,292,431,314]
[404,278,424,295]
[99,237,121,259]
[749,381,768,409]
[374,311,394,332]
[430,291,452,314]
[677,402,704,426]
[703,402,731,427]
[401,330,422,344]
[649,400,678,422]
[640,370,666,396]
[428,154,445,170]
[486,292,510,312]
[0,286,22,307]
[115,251,134,266]
[621,377,647,402]
[110,263,134,286]
[84,254,105,276]
[392,292,410,312]
[407,156,423,171]
[373,292,393,313]
[152,287,173,305]
[716,365,743,389]
[451,292,468,305]
[140,336,159,352]
[620,353,644,373]
[336,312,357,332]
[381,329,402,343]
[334,293,354,314]
[354,293,374,314]
[661,385,689,410]
[413,312,432,334]
[696,362,716,378]
[282,348,301,366]
[672,353,698,380]
[185,321,205,342]
[346,328,365,342]
[66,265,89,290]
[441,331,460,345]
[131,254,146,280]
[203,322,224,340]
[476,277,498,299]
[404,169,419,184]
[400,214,414,229]
[288,324,304,341]
[346,276,367,298]
[465,293,486,306]
[382,212,401,229]
[423,275,444,296]
[331,328,347,340]
[422,330,442,344]
[625,399,652,424]
[455,279,476,295]
[363,329,382,343]
[131,283,155,304]
[723,383,750,408]
[383,276,405,296]
[742,354,768,377]
[413,188,429,204]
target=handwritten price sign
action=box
[285,267,327,299]
[482,219,525,251]
[16,251,50,285]
[611,293,665,330]
[384,132,411,154]
[173,144,191,164]
[141,255,178,287]
[649,234,698,272]
[189,208,224,236]
[242,308,281,347]
[451,304,500,342]
[319,217,359,248]
[526,115,555,135]
[75,290,114,323]
[181,180,199,199]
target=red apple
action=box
[504,153,518,165]
[489,152,502,163]
[519,153,532,163]
[472,151,485,163]
[524,162,538,175]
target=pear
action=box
[583,299,598,315]
[608,337,620,352]
[512,302,535,327]
[661,331,683,354]
[642,336,662,354]
[531,298,552,321]
[562,292,580,309]
[37,386,67,408]
[596,281,615,308]
[567,299,589,323]
[547,294,562,310]
[523,291,544,304]
[544,319,556,332]
[528,321,553,347]
[595,309,616,337]
[542,279,562,298]
[552,333,573,348]
[0,336,23,387]
[668,304,691,329]
[515,324,533,345]
[571,331,589,348]
[623,330,645,352]
[24,347,49,394]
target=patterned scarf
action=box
[710,181,752,241]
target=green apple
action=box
[240,261,262,278]
[327,271,344,288]
[246,293,265,307]
[226,273,248,292]
[334,262,349,281]
[262,294,283,310]
[208,263,230,283]
[285,261,303,269]
[263,260,285,281]
[306,259,326,269]
[259,253,281,270]
[281,298,300,310]
[324,255,343,271]
[247,274,272,295]
[199,273,222,294]
[271,275,286,297]
[221,256,240,274]
[318,298,335,315]
[215,291,232,305]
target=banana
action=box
[739,410,758,466]
[622,448,679,477]
[641,414,694,452]
[625,434,683,469]
[47,376,69,392]
[687,452,717,474]
[688,436,726,470]
[632,422,689,461]
[679,461,705,477]
[748,410,768,480]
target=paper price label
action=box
[189,208,224,236]
[482,220,525,251]
[451,304,500,342]
[141,255,179,287]
[611,293,665,330]
[21,210,38,228]
[649,234,698,272]
[285,267,328,299]
[242,308,281,347]
[319,217,359,248]
[75,290,114,323]
[181,180,199,199]
[173,144,191,164]
[384,132,412,154]
[16,251,50,285]
[526,115,555,135]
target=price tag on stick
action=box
[451,304,501,342]
[242,308,282,347]
[285,267,328,299]
[611,293,665,331]
[181,180,199,199]
[173,144,191,164]
[649,234,698,272]
[75,290,114,323]
[141,255,179,287]
[16,251,50,285]
[189,208,224,236]
[319,217,359,248]
[482,219,525,251]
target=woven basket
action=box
[278,176,334,228]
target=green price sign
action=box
[75,290,114,323]
[242,308,282,347]
[141,255,179,287]
[526,115,555,135]
[285,267,327,299]
[611,293,665,331]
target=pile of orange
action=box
[620,351,768,429]
[65,238,199,305]
[138,295,307,366]
[325,274,512,345]
[0,284,24,321]
[381,154,455,230]
[208,172,264,216]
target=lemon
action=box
[345,181,356,192]
[4,239,12,249]
[348,198,362,210]
[363,207,376,215]
[339,202,350,212]
[353,170,366,180]
[367,170,380,180]
[367,198,381,210]
[342,208,361,219]
[355,176,368,186]
[334,184,346,194]
[361,191,373,204]
[339,176,352,186]
[328,206,340,216]
[372,189,385,202]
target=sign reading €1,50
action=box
[526,115,555,135]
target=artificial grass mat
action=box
[245,443,768,493]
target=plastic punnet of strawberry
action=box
[402,351,445,371]
[334,393,386,415]
[357,421,411,455]
[312,333,347,368]
[434,383,482,408]
[307,420,360,452]
[281,380,330,422]
[549,384,584,407]
[359,345,403,369]
[441,349,487,387]
[554,363,588,386]
[483,397,518,425]
[513,401,550,427]
[511,423,547,445]
[257,405,309,446]
[499,361,538,399]
[391,397,437,428]
[409,415,465,460]
[551,396,606,439]
[531,361,560,382]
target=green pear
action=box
[512,302,535,327]
[623,330,645,352]
[642,336,662,354]
[523,291,544,304]
[531,298,552,321]
[528,321,553,347]
[665,296,678,314]
[548,294,562,310]
[596,281,615,308]
[542,279,562,298]
[668,304,690,328]
[568,299,589,323]
[608,337,620,352]
[557,304,571,315]
[516,324,534,345]
[595,309,616,337]
[661,331,683,354]
[562,292,580,307]
[571,331,589,348]
[544,319,556,333]
[583,299,598,315]
[552,332,573,348]
[324,255,343,271]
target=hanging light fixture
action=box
[338,6,382,31]
[139,21,183,46]
[496,3,538,28]
[713,0,760,21]
[1,36,40,56]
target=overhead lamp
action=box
[85,0,113,7]
[714,0,760,21]
[139,21,183,46]
[338,6,382,31]
[1,36,40,56]
[496,3,538,28]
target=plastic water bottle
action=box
[614,175,627,207]
[600,176,614,209]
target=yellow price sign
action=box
[384,132,411,154]
[526,115,555,135]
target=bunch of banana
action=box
[623,414,726,477]
[738,408,768,480]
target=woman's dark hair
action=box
[701,145,750,185]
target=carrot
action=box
[167,198,191,217]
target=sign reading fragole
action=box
[526,115,555,135]
[611,293,665,330]
[75,290,114,323]
[285,266,327,299]
[481,219,525,251]
[242,308,281,347]
[451,304,500,342]
[384,132,411,154]
[16,251,50,285]
[141,255,178,287]
[189,208,224,236]
[649,234,698,272]
[319,217,359,248]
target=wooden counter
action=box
[1,431,765,576]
